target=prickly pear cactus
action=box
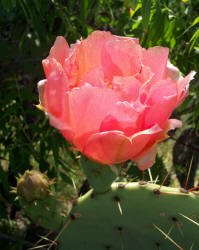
[59,182,199,250]
[15,170,63,231]
[15,162,199,249]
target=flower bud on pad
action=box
[17,170,51,202]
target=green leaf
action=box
[59,172,73,185]
[178,17,199,39]
[147,3,165,45]
[192,17,199,27]
[141,0,151,32]
[189,29,199,53]
[58,158,75,173]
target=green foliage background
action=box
[0,0,199,249]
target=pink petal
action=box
[115,35,140,45]
[133,143,157,170]
[83,131,131,164]
[101,38,141,80]
[166,61,180,81]
[79,67,105,87]
[100,101,141,136]
[82,31,112,69]
[101,45,122,81]
[74,32,141,82]
[141,80,178,129]
[136,65,154,85]
[63,31,113,84]
[37,79,47,109]
[40,64,72,133]
[63,41,82,87]
[68,84,119,142]
[42,58,63,79]
[142,46,169,82]
[46,72,68,118]
[38,75,73,143]
[112,76,142,103]
[49,36,69,66]
[157,118,182,141]
[134,119,182,170]
[83,125,161,165]
[60,129,74,145]
[177,71,196,106]
[163,118,182,130]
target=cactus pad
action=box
[59,182,199,250]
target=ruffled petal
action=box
[83,124,162,164]
[42,58,63,79]
[63,31,113,84]
[115,35,139,45]
[136,65,154,85]
[45,70,68,119]
[134,119,182,170]
[82,31,112,69]
[49,36,69,66]
[68,84,119,141]
[112,76,141,103]
[101,38,141,80]
[166,60,180,81]
[60,129,74,145]
[38,73,74,143]
[38,79,47,109]
[142,46,169,82]
[79,67,105,87]
[100,101,141,136]
[133,143,157,170]
[39,63,72,133]
[157,118,182,141]
[177,71,196,106]
[142,80,178,129]
[83,131,131,164]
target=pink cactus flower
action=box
[38,31,195,170]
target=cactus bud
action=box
[17,170,52,202]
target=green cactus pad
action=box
[59,182,199,250]
[80,156,119,193]
[20,196,63,231]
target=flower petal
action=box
[79,67,105,87]
[38,73,73,143]
[68,84,119,140]
[166,60,180,81]
[45,71,68,119]
[134,119,182,170]
[38,79,47,109]
[177,71,196,106]
[39,63,72,133]
[49,36,69,66]
[100,101,141,136]
[101,38,141,80]
[157,118,182,141]
[142,46,169,82]
[133,143,157,170]
[142,80,178,129]
[112,76,141,103]
[82,31,112,69]
[83,124,161,164]
[42,58,63,79]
